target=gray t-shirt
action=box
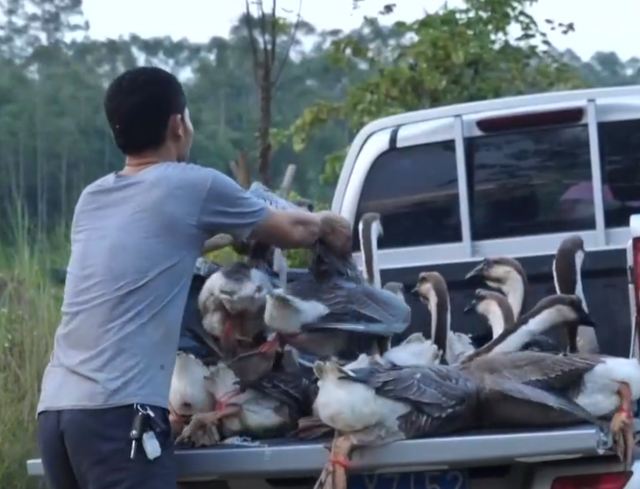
[37,162,268,413]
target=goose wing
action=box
[480,374,598,424]
[521,335,563,353]
[469,351,599,392]
[344,365,477,415]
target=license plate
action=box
[348,470,468,489]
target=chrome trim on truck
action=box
[27,425,606,481]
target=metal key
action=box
[129,410,146,459]
[136,404,162,433]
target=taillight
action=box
[632,238,640,359]
[551,471,632,489]
[476,107,585,133]
[633,238,640,309]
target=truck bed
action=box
[26,425,608,481]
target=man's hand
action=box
[249,208,352,254]
[316,211,352,257]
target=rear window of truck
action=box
[353,118,640,251]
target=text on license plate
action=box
[348,470,468,489]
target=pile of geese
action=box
[169,186,640,489]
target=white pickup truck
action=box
[28,85,640,489]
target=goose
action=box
[311,358,598,489]
[168,352,217,437]
[198,261,273,354]
[176,342,296,447]
[461,294,596,363]
[465,257,528,319]
[463,289,574,354]
[256,196,410,359]
[462,349,640,467]
[553,235,599,353]
[293,334,439,442]
[411,271,476,364]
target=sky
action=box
[81,0,638,61]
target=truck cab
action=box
[27,86,640,489]
[334,85,640,358]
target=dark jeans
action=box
[37,405,177,489]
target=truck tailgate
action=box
[26,425,608,481]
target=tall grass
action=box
[0,212,69,488]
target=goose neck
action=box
[428,289,450,356]
[490,308,556,354]
[501,274,526,319]
[359,221,381,288]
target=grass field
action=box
[0,213,312,488]
[0,223,68,488]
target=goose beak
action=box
[410,286,420,297]
[465,263,484,280]
[463,300,477,314]
[579,311,596,328]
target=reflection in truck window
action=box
[353,141,460,251]
[598,119,640,228]
[466,125,593,241]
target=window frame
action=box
[343,94,640,270]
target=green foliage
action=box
[284,0,585,182]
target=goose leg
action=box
[176,403,241,447]
[329,435,354,489]
[313,432,339,489]
[610,382,634,469]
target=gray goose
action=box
[198,261,273,355]
[256,188,410,359]
[311,357,598,489]
[553,235,599,353]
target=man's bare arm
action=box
[249,209,351,256]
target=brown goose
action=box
[465,257,528,319]
[412,271,475,364]
[460,349,640,467]
[462,294,595,363]
[553,235,599,353]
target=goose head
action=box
[463,289,515,340]
[464,294,596,361]
[465,257,528,319]
[358,212,384,288]
[382,332,442,366]
[313,360,353,383]
[383,281,406,302]
[411,271,450,355]
[263,290,330,335]
[206,362,240,398]
[202,261,273,314]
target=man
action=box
[36,66,352,489]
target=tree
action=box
[282,0,582,183]
[238,0,306,186]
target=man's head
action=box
[103,67,193,161]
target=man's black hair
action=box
[103,66,187,155]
